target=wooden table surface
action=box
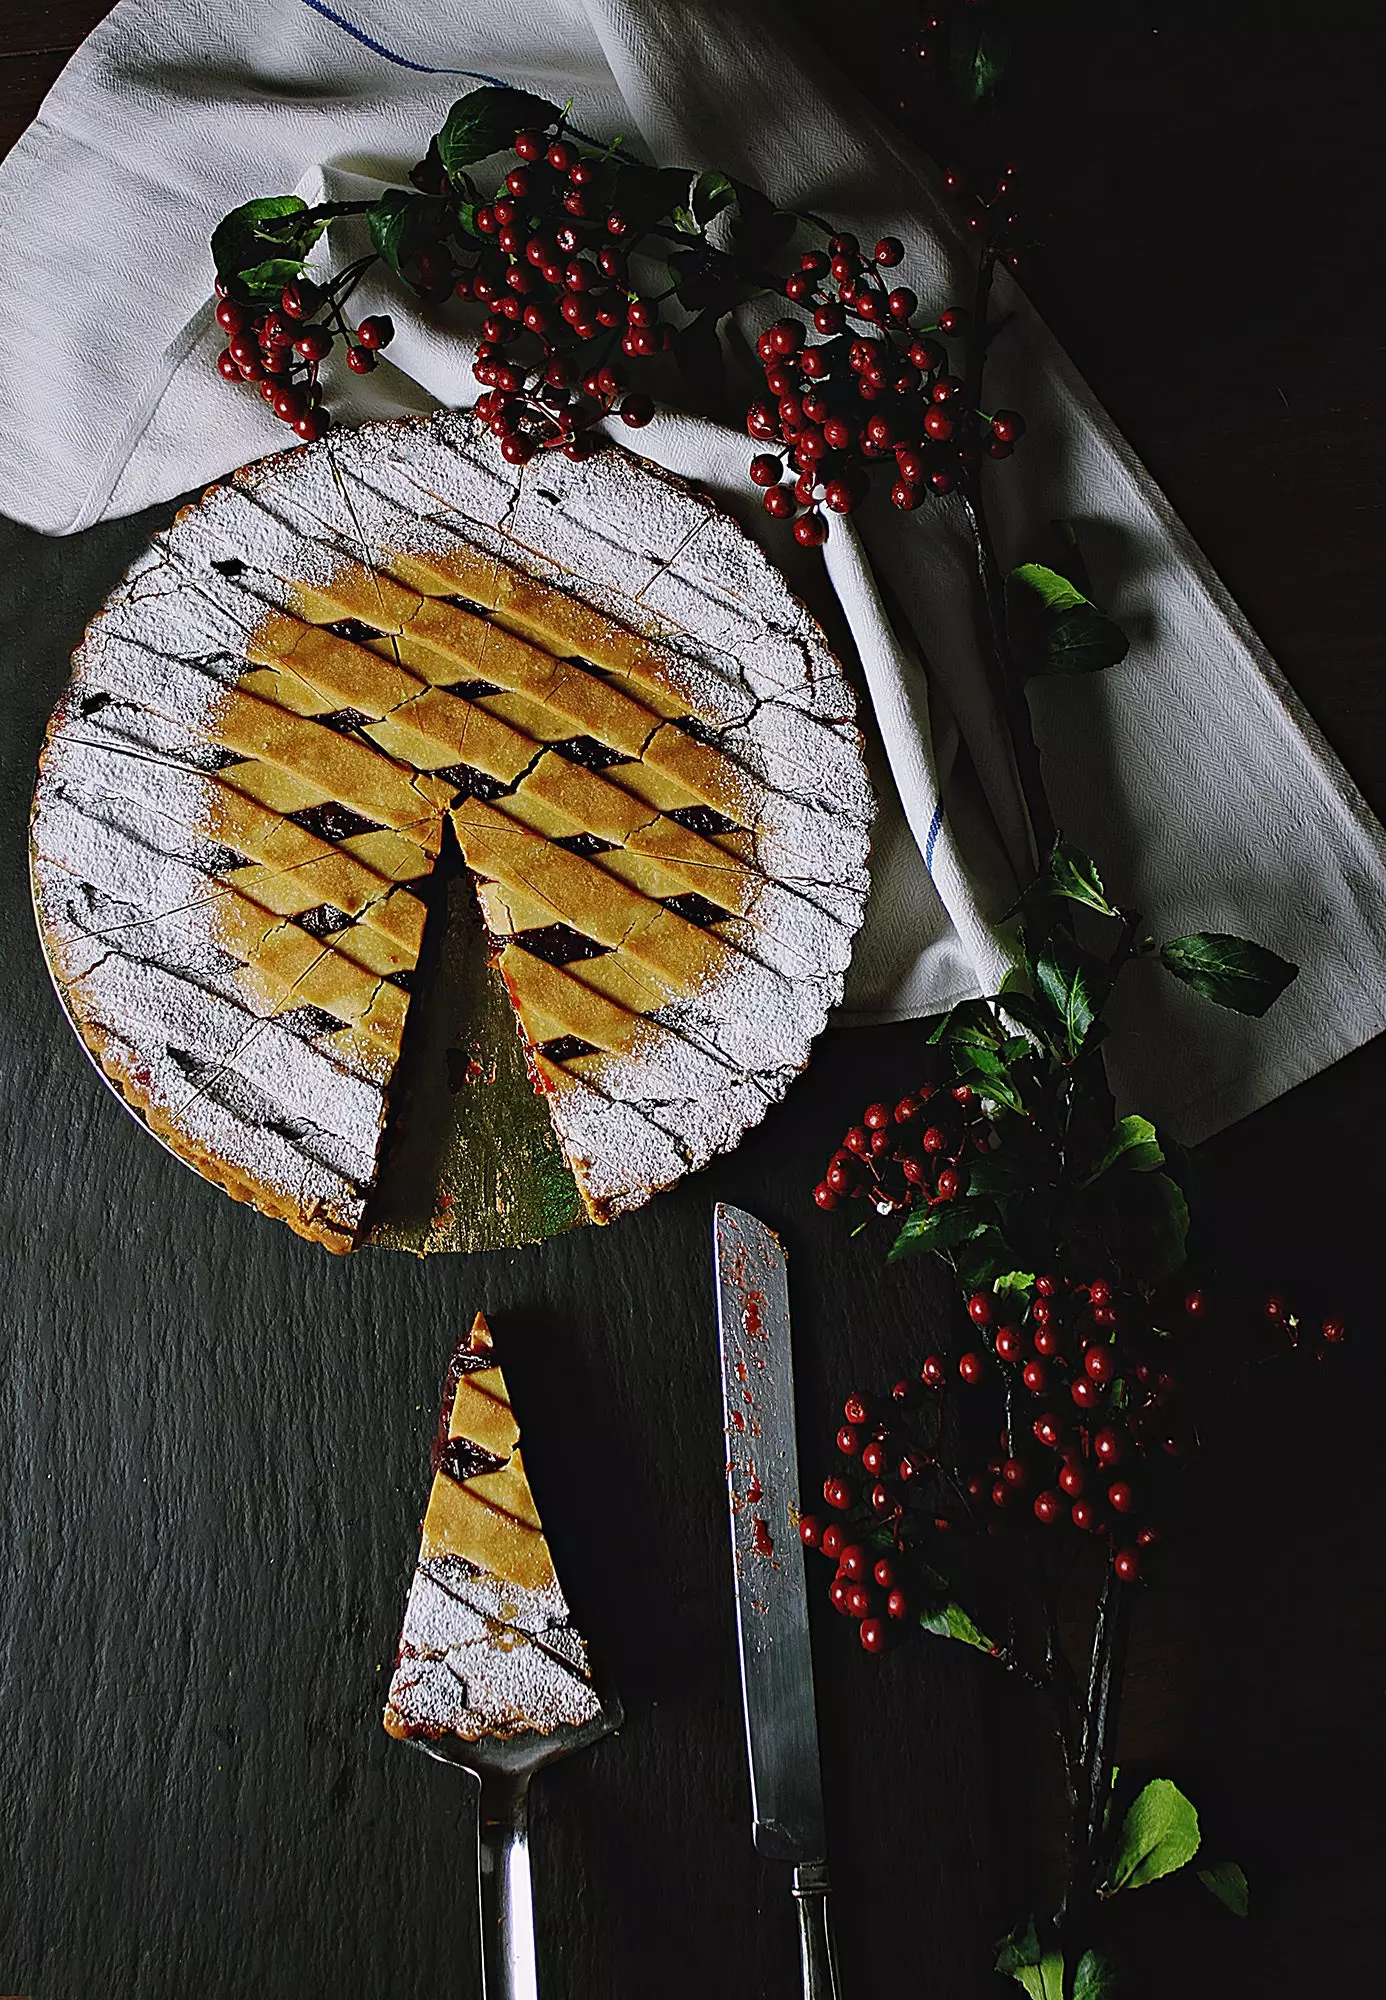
[3,7,1385,1998]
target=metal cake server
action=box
[713,1202,841,2000]
[410,1695,623,2000]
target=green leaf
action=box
[1083,1116,1165,1185]
[956,1049,1026,1115]
[1071,1948,1119,1999]
[920,1599,995,1652]
[1045,607,1132,674]
[367,189,451,278]
[952,20,1011,103]
[1107,1778,1201,1891]
[235,256,314,295]
[727,177,798,262]
[671,308,729,407]
[1104,1171,1190,1285]
[1197,1861,1249,1916]
[611,162,694,235]
[435,86,561,176]
[996,1916,1042,1977]
[1007,563,1129,676]
[1159,934,1299,1017]
[1049,841,1121,919]
[1009,562,1089,617]
[967,1155,1040,1196]
[954,1225,1016,1288]
[692,168,737,227]
[995,989,1063,1054]
[993,1269,1035,1303]
[888,1199,993,1262]
[934,996,1005,1050]
[667,246,764,316]
[1035,935,1111,1058]
[211,195,328,298]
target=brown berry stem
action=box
[1078,1561,1131,1896]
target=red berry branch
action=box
[208,83,1027,536]
[803,845,1315,1977]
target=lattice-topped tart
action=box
[30,413,872,1251]
[383,1310,600,1742]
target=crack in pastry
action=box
[31,415,873,1250]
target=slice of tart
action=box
[30,413,873,1250]
[383,1312,600,1742]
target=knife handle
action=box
[792,1860,841,2000]
[477,1779,540,2000]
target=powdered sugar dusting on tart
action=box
[31,414,873,1244]
[385,1553,601,1741]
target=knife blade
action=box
[713,1201,841,2000]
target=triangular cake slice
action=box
[384,1312,600,1742]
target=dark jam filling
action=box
[433,763,513,802]
[555,831,615,857]
[295,902,355,938]
[666,804,740,836]
[441,678,505,700]
[276,1004,349,1039]
[551,736,634,771]
[662,892,729,929]
[512,923,611,966]
[314,707,377,737]
[437,1436,509,1483]
[444,594,490,616]
[538,1034,598,1063]
[325,617,385,643]
[201,843,247,875]
[288,800,385,842]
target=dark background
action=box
[2,4,1385,1995]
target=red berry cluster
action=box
[463,129,666,461]
[214,274,394,441]
[800,1244,1350,1640]
[746,233,1024,544]
[813,1080,985,1215]
[939,160,1026,268]
[799,1506,919,1656]
[215,121,660,457]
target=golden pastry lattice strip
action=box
[450,796,726,1000]
[211,682,453,835]
[285,561,754,819]
[497,946,645,1062]
[387,541,703,725]
[244,601,764,917]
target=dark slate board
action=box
[7,499,1386,2000]
[0,502,996,1999]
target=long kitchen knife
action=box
[713,1201,841,2000]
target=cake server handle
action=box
[476,1775,540,2000]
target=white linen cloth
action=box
[3,0,1385,1141]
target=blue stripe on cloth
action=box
[295,0,614,150]
[924,800,943,874]
[297,0,510,79]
